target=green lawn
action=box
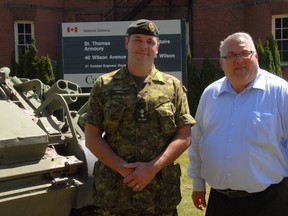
[177,150,206,216]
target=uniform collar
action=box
[112,66,165,84]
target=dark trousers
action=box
[205,177,288,216]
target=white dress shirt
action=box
[187,69,288,193]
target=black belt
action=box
[214,189,255,199]
[214,177,288,199]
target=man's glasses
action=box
[221,50,255,61]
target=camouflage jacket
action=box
[86,66,195,161]
[85,66,196,212]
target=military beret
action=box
[126,19,159,37]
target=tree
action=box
[10,51,17,77]
[38,55,55,85]
[10,37,56,84]
[266,34,282,77]
[16,49,25,78]
[186,48,201,117]
[256,35,282,77]
[264,40,275,73]
[186,51,223,116]
[256,39,266,68]
[24,38,39,79]
[200,53,217,92]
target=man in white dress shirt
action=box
[187,32,288,216]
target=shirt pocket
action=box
[155,101,176,135]
[103,99,126,134]
[245,111,276,145]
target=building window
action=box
[14,21,34,62]
[272,15,288,64]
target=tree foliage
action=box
[24,38,39,79]
[264,41,275,73]
[200,53,217,92]
[186,50,222,116]
[38,55,55,85]
[186,48,201,117]
[266,34,282,77]
[256,39,266,68]
[256,34,282,77]
[10,38,56,84]
[10,51,17,77]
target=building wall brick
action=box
[0,0,287,78]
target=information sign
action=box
[58,20,188,87]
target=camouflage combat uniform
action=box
[85,66,196,216]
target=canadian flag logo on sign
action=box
[67,27,78,32]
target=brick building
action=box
[1,0,287,79]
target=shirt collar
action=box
[251,69,266,91]
[218,68,265,96]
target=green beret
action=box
[126,19,159,37]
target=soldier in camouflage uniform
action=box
[85,19,196,216]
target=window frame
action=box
[14,21,34,62]
[272,15,288,66]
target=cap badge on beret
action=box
[148,22,155,33]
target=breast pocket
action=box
[155,101,176,135]
[245,111,276,144]
[103,100,126,134]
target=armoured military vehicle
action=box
[0,67,97,216]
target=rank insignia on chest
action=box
[136,108,148,122]
[135,98,149,122]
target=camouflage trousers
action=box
[94,206,178,216]
[93,162,182,216]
